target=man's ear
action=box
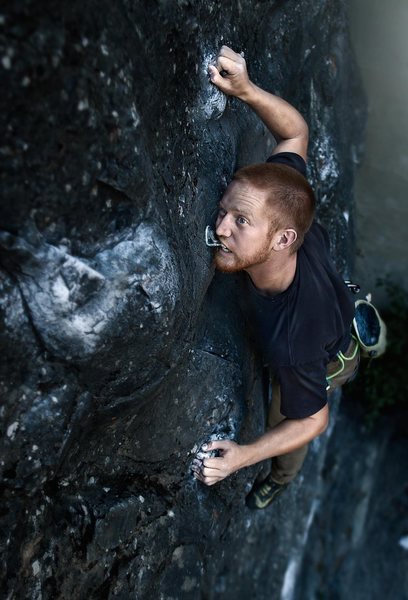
[273,228,297,251]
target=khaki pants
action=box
[267,337,360,485]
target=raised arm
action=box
[208,45,309,161]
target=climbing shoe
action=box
[245,475,288,510]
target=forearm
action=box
[195,405,328,485]
[209,46,309,159]
[238,82,309,144]
[240,408,328,469]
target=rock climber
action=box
[192,46,359,509]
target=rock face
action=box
[0,1,365,598]
[296,401,408,600]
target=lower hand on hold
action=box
[192,439,246,486]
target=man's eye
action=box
[237,216,248,225]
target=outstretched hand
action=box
[192,439,248,486]
[208,45,253,100]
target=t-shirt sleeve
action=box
[266,152,307,178]
[277,360,328,418]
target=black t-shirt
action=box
[266,151,308,178]
[240,152,355,418]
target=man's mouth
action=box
[204,226,232,254]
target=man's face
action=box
[213,180,275,273]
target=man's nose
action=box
[216,215,231,238]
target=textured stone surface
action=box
[0,1,366,598]
[296,401,408,600]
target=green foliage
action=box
[347,279,408,427]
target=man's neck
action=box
[245,251,297,297]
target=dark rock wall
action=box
[0,1,364,598]
[296,401,408,600]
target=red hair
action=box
[233,163,315,252]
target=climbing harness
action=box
[344,279,361,295]
[325,283,387,390]
[326,334,360,390]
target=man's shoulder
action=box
[266,152,307,178]
[303,220,330,251]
